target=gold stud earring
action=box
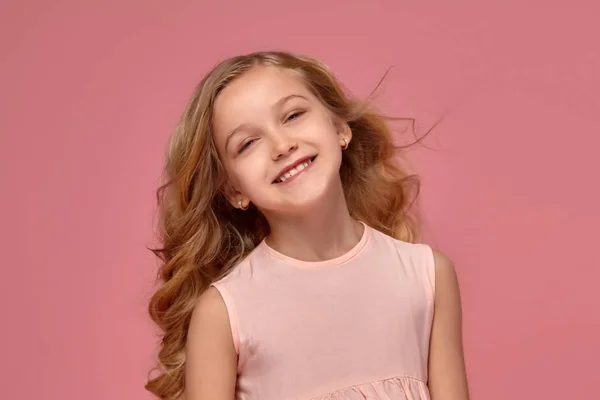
[341,137,349,150]
[238,200,248,210]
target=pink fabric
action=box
[212,223,435,400]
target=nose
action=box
[271,135,298,160]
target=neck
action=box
[264,182,364,262]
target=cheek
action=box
[312,116,342,145]
[229,159,268,191]
[313,128,342,152]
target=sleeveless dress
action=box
[211,222,435,400]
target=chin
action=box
[277,182,339,215]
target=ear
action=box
[335,120,352,147]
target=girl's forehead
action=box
[217,66,310,107]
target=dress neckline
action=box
[259,222,371,269]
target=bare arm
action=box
[428,250,470,400]
[185,286,237,399]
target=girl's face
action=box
[212,66,350,216]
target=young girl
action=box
[146,51,469,400]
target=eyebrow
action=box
[224,94,308,150]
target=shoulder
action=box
[371,226,433,262]
[371,228,437,293]
[431,248,453,269]
[211,245,263,287]
[428,249,464,333]
[188,286,238,357]
[188,286,232,339]
[394,241,459,295]
[430,249,461,300]
[384,235,459,299]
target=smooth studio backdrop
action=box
[1,1,599,399]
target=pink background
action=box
[1,1,599,399]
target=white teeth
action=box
[276,159,312,183]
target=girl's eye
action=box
[238,139,257,153]
[285,111,305,123]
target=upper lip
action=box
[273,155,315,182]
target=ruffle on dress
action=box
[312,376,430,400]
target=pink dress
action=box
[212,223,435,400]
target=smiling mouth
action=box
[273,156,317,184]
